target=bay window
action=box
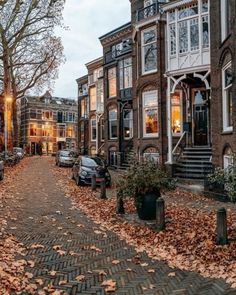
[142,90,158,137]
[91,117,96,141]
[90,86,96,111]
[222,62,233,132]
[108,67,117,98]
[108,106,118,139]
[171,91,182,135]
[119,58,132,89]
[141,27,157,74]
[123,109,133,139]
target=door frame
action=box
[191,88,210,146]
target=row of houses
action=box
[76,0,235,179]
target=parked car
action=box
[71,156,111,186]
[55,150,78,167]
[13,147,24,159]
[0,157,4,180]
[0,152,17,167]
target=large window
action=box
[29,124,37,136]
[123,109,133,139]
[42,110,53,120]
[171,91,182,135]
[169,1,209,56]
[64,112,75,122]
[221,0,231,41]
[97,79,104,113]
[58,125,65,138]
[108,67,117,98]
[223,147,233,170]
[222,62,233,132]
[66,125,75,138]
[90,86,96,111]
[30,109,37,119]
[80,99,85,117]
[108,106,118,139]
[142,27,157,74]
[42,124,52,137]
[142,90,158,137]
[119,58,132,89]
[91,117,96,141]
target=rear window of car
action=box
[60,151,70,157]
[81,157,104,167]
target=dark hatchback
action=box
[71,156,111,186]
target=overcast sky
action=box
[53,0,131,99]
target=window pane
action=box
[170,24,176,55]
[123,109,133,139]
[225,66,233,87]
[202,16,209,48]
[144,108,158,134]
[108,67,117,97]
[143,30,156,44]
[144,44,157,72]
[202,1,208,12]
[171,92,181,134]
[179,21,188,53]
[90,87,96,110]
[227,87,233,127]
[190,18,199,51]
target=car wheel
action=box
[76,175,83,186]
[0,170,4,181]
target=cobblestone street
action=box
[2,157,236,294]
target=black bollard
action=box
[216,208,228,245]
[156,197,165,231]
[100,179,107,199]
[91,174,97,191]
[116,192,125,214]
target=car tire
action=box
[76,175,83,186]
[0,170,4,181]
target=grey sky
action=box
[53,0,131,99]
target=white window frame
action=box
[109,107,118,140]
[123,109,133,140]
[142,90,159,138]
[171,90,183,137]
[222,61,233,132]
[141,26,157,75]
[221,0,229,42]
[91,117,97,142]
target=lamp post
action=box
[4,95,13,153]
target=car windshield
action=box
[14,148,22,152]
[81,157,104,167]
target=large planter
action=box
[136,191,160,220]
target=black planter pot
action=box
[137,191,160,220]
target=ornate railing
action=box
[137,3,159,22]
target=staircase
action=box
[174,146,213,180]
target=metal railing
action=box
[137,3,160,21]
[172,131,187,160]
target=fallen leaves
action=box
[52,164,236,289]
[101,279,116,292]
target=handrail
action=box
[97,143,105,154]
[172,131,187,155]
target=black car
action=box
[71,156,111,186]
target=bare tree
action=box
[0,0,65,148]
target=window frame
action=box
[108,106,118,140]
[108,67,117,98]
[171,90,183,137]
[123,109,133,140]
[119,57,132,90]
[141,26,157,75]
[222,61,233,132]
[142,90,159,138]
[91,117,97,142]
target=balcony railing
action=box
[137,2,163,22]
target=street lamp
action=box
[4,95,13,154]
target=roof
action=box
[99,22,132,41]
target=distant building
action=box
[19,91,78,154]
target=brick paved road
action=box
[5,157,236,294]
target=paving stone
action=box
[3,157,236,294]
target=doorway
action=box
[192,90,209,146]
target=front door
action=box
[193,90,208,146]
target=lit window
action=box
[119,58,132,89]
[171,91,182,135]
[90,86,96,111]
[42,124,52,137]
[91,117,97,141]
[42,111,53,120]
[108,106,118,139]
[80,99,85,117]
[142,90,158,137]
[141,28,157,74]
[123,109,133,139]
[30,124,37,136]
[66,125,74,138]
[108,67,117,98]
[97,79,104,113]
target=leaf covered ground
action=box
[53,166,236,289]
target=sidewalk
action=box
[0,157,235,294]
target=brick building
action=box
[210,0,236,168]
[76,0,236,179]
[20,91,78,154]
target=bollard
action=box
[100,179,107,199]
[116,191,125,214]
[216,207,228,245]
[91,174,97,191]
[156,197,165,231]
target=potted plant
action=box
[117,160,176,220]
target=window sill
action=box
[142,135,159,139]
[141,70,157,76]
[222,129,233,135]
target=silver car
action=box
[55,150,78,167]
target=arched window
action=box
[108,106,118,139]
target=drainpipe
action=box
[167,76,173,164]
